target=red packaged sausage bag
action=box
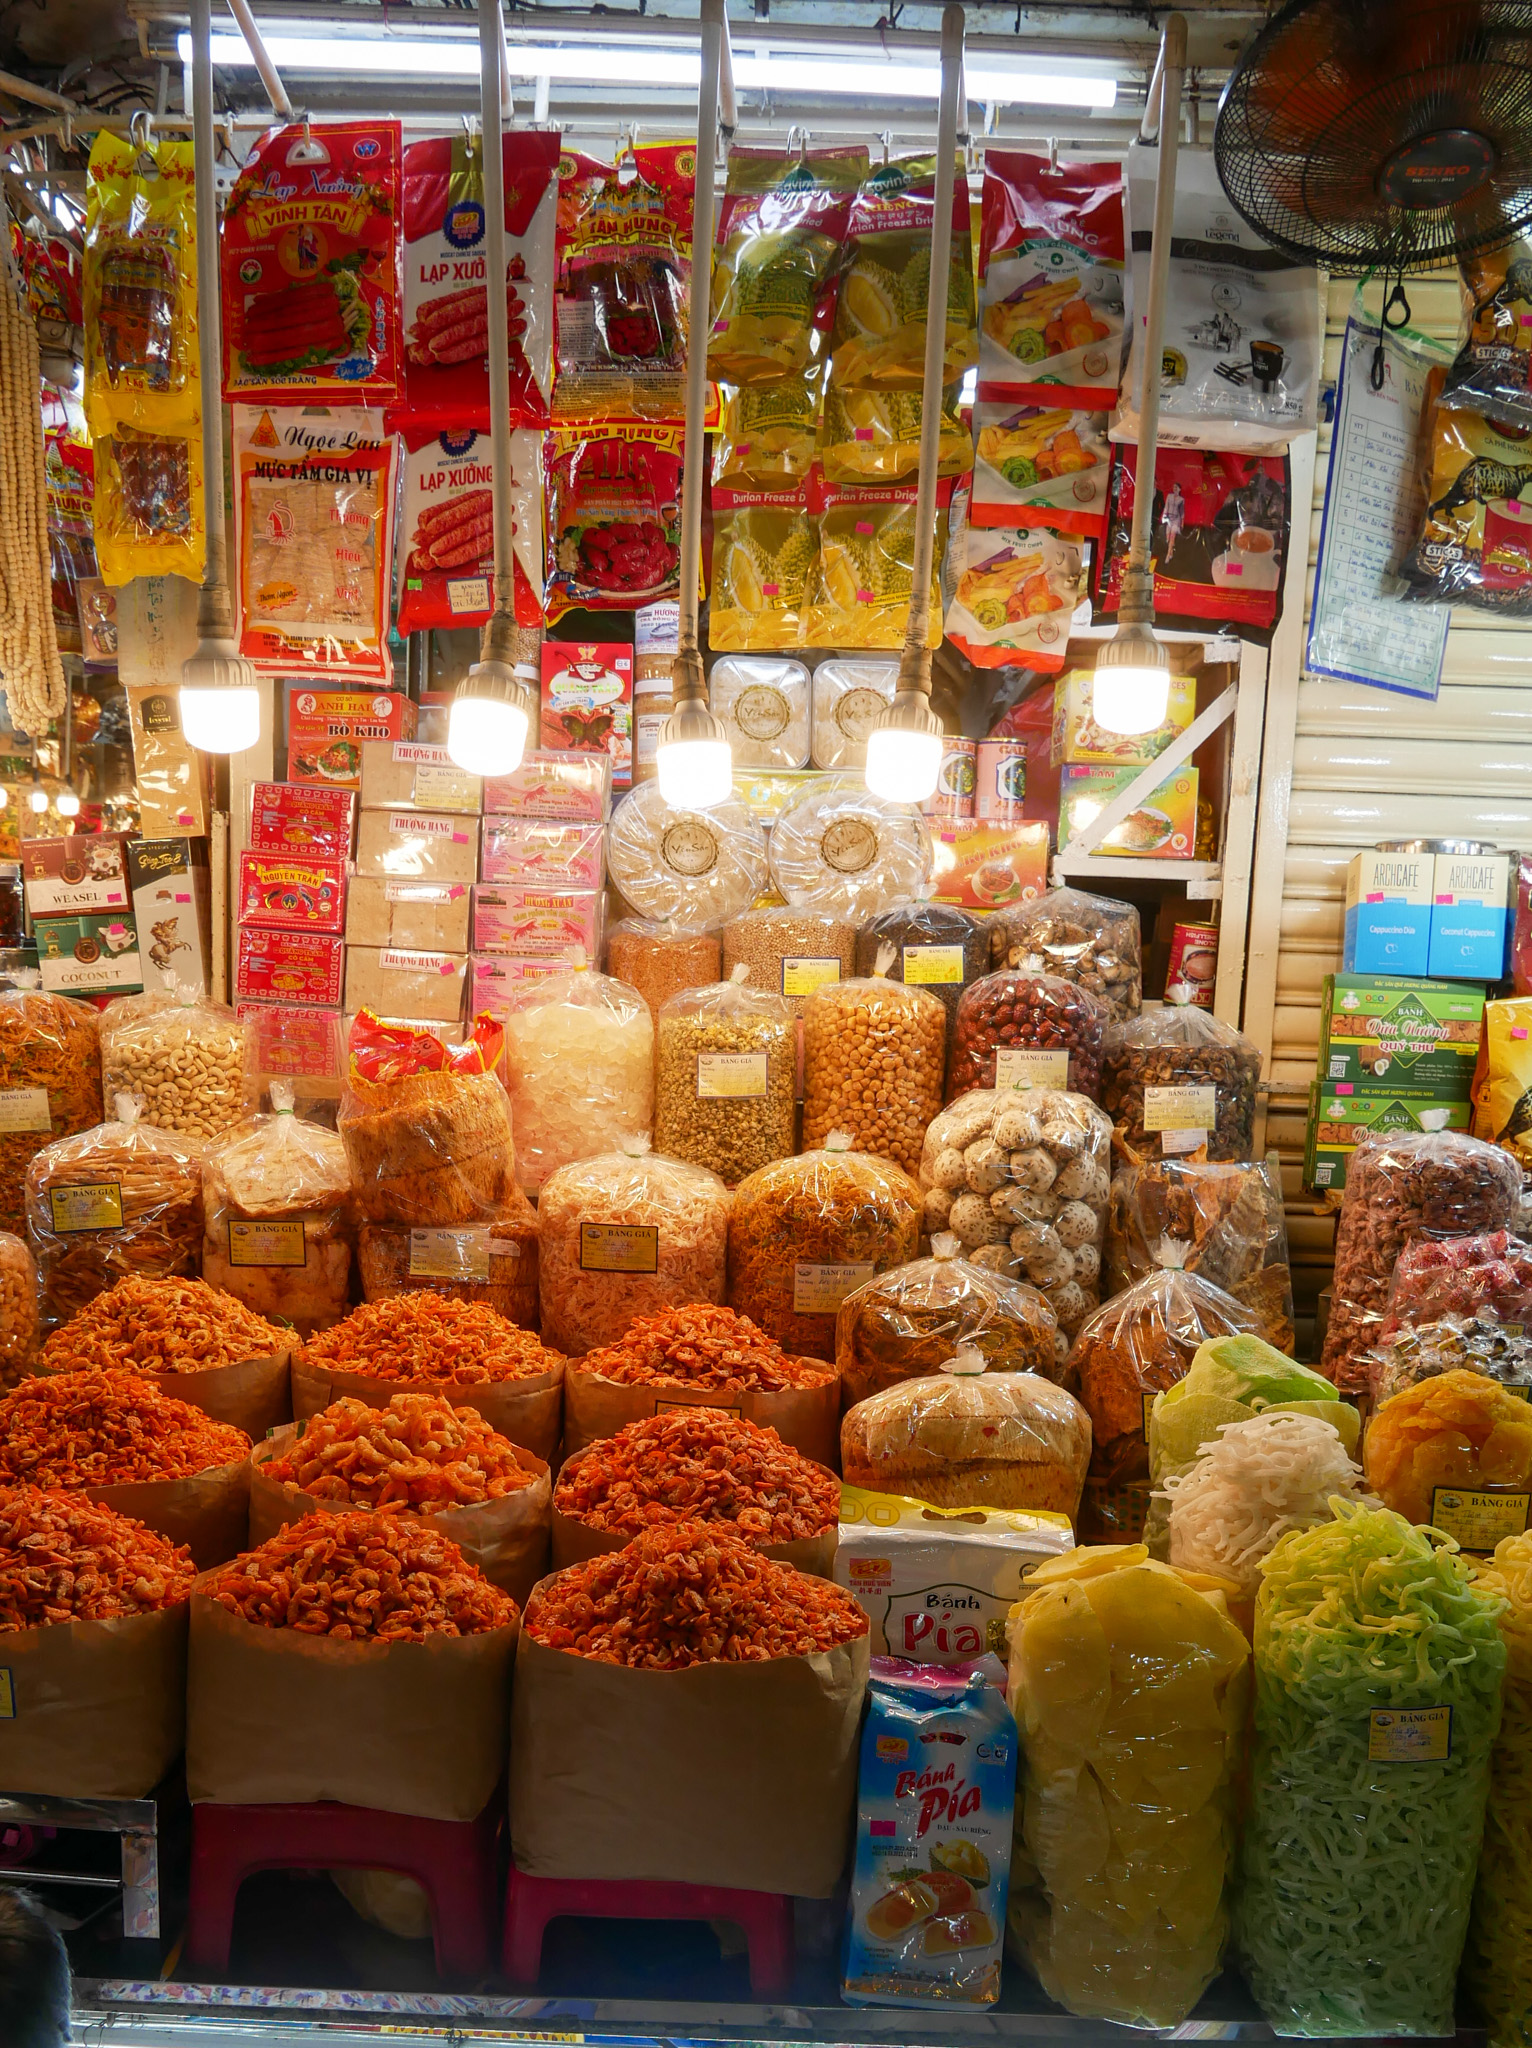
[395,420,545,637]
[544,422,682,619]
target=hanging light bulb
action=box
[866,687,944,804]
[0,787,11,811]
[56,791,80,818]
[657,653,732,809]
[27,783,48,814]
[180,617,262,754]
[1092,618,1171,736]
[447,634,536,780]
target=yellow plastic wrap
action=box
[819,384,970,484]
[1364,1368,1532,1545]
[1006,1547,1249,2027]
[708,481,816,652]
[712,380,820,490]
[1465,1529,1532,2046]
[82,129,199,436]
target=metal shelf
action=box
[1050,853,1223,898]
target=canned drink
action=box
[921,738,977,821]
[975,738,1028,821]
[1165,920,1220,1007]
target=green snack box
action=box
[1319,972,1485,1098]
[1306,1089,1473,1195]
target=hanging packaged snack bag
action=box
[1440,236,1532,433]
[45,420,95,656]
[713,377,821,489]
[222,121,401,405]
[943,480,1084,671]
[978,151,1124,408]
[707,143,867,385]
[709,478,816,652]
[400,129,559,425]
[233,405,397,678]
[395,420,543,638]
[807,472,949,650]
[545,421,683,620]
[553,142,694,421]
[94,426,203,588]
[830,154,977,391]
[1403,399,1532,614]
[83,129,199,436]
[819,384,969,485]
[970,398,1111,535]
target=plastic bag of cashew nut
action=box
[918,1087,1112,1341]
[99,982,252,1144]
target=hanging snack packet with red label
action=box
[1440,237,1532,433]
[830,154,976,393]
[401,130,558,425]
[1094,444,1288,642]
[45,421,95,656]
[1402,401,1532,614]
[233,405,397,677]
[222,121,401,403]
[978,152,1124,407]
[943,483,1083,672]
[971,399,1111,535]
[544,422,683,619]
[553,142,694,420]
[395,421,544,638]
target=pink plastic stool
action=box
[503,1860,794,1997]
[186,1798,498,1982]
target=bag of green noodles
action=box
[1463,1530,1532,2048]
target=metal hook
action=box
[879,128,892,165]
[1047,134,1059,173]
[786,123,808,164]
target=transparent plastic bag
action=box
[769,777,932,920]
[654,967,795,1186]
[1440,235,1532,432]
[1100,1008,1261,1163]
[1009,1549,1249,2028]
[1321,1133,1523,1395]
[854,899,987,1036]
[1150,1334,1359,1498]
[201,1082,354,1337]
[27,1094,203,1332]
[810,657,897,769]
[99,983,250,1143]
[355,1195,539,1334]
[721,906,857,1014]
[728,1131,922,1360]
[1364,1368,1532,1532]
[339,1012,515,1227]
[1463,1529,1532,2044]
[801,944,946,1177]
[537,1136,730,1356]
[606,780,769,925]
[707,143,865,384]
[841,1366,1089,1516]
[0,1231,38,1388]
[836,1231,1059,1405]
[502,971,653,1194]
[0,988,102,1235]
[948,969,1108,1101]
[708,656,811,768]
[1064,1269,1263,1541]
[1365,1313,1532,1411]
[819,383,969,484]
[1379,1230,1532,1341]
[919,1088,1112,1347]
[605,918,720,1021]
[987,885,1141,1019]
[1107,1156,1294,1350]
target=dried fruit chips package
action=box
[554,143,694,421]
[1441,237,1532,433]
[83,130,199,437]
[709,480,816,652]
[222,121,401,404]
[971,399,1110,534]
[94,426,203,587]
[978,151,1124,407]
[1471,995,1532,1168]
[707,144,866,385]
[943,482,1083,671]
[713,378,820,489]
[401,130,559,426]
[233,404,396,677]
[545,422,682,619]
[1402,402,1532,614]
[1095,444,1288,641]
[807,473,949,650]
[395,421,544,639]
[819,384,969,485]
[830,155,976,392]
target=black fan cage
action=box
[1214,0,1532,271]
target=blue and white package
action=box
[842,1656,1018,2008]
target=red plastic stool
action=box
[186,1798,498,1982]
[503,1861,794,1997]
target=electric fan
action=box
[1214,0,1532,272]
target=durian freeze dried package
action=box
[807,474,948,650]
[707,144,868,385]
[831,155,978,392]
[819,384,970,485]
[709,481,817,651]
[713,378,820,490]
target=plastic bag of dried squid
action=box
[99,981,252,1144]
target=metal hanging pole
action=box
[225,0,292,121]
[190,0,229,618]
[1122,12,1186,608]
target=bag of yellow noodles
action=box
[1464,1530,1532,2047]
[1005,1545,1249,2027]
[806,474,948,651]
[1235,1501,1506,2037]
[708,481,815,652]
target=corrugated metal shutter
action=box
[1260,275,1532,1327]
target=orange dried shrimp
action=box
[207,1509,519,1642]
[526,1519,867,1669]
[265,1394,537,1509]
[579,1304,832,1392]
[555,1410,837,1545]
[301,1294,564,1386]
[40,1275,287,1376]
[0,1485,195,1630]
[0,1368,250,1487]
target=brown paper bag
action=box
[29,1346,294,1439]
[249,1429,551,1607]
[549,1505,835,1578]
[291,1359,562,1463]
[510,1611,866,1895]
[562,1370,840,1468]
[87,1459,251,1569]
[187,1591,518,1821]
[0,1604,187,1797]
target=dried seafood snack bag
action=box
[1440,235,1532,434]
[970,398,1111,537]
[232,405,396,679]
[221,120,401,404]
[829,154,976,392]
[988,885,1141,1019]
[83,130,199,436]
[1007,1548,1249,2028]
[1108,1156,1294,1348]
[712,377,820,489]
[943,483,1084,673]
[0,989,102,1238]
[1100,1007,1261,1164]
[94,424,202,586]
[340,1010,516,1226]
[654,969,796,1187]
[978,151,1124,408]
[807,474,949,649]
[0,1234,37,1389]
[836,1232,1059,1403]
[1463,1529,1532,2046]
[395,419,543,638]
[553,141,693,421]
[1402,401,1532,613]
[819,383,969,485]
[400,128,558,424]
[709,477,816,652]
[707,144,866,384]
[501,970,653,1194]
[545,422,682,621]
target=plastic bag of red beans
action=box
[946,971,1108,1102]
